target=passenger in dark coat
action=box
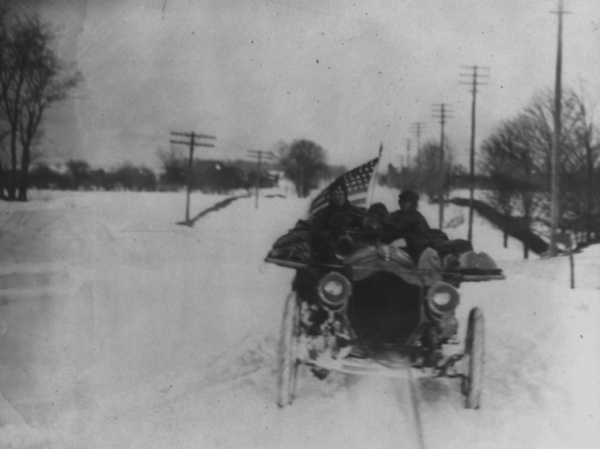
[309,182,365,262]
[383,190,432,262]
[310,183,364,234]
[361,202,389,244]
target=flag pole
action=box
[367,143,383,207]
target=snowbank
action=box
[0,189,598,448]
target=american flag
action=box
[309,156,380,215]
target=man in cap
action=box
[383,190,433,262]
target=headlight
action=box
[318,272,352,309]
[324,280,344,296]
[427,282,460,320]
[432,291,452,307]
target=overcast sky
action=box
[27,0,600,171]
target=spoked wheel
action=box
[276,292,301,407]
[462,307,485,409]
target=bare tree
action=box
[570,87,600,242]
[480,118,542,256]
[480,88,600,249]
[66,159,91,190]
[157,146,187,188]
[277,139,328,198]
[0,9,81,201]
[413,140,456,203]
[522,89,600,243]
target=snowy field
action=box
[0,187,599,449]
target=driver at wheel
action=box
[309,182,365,262]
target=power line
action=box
[432,104,453,229]
[170,131,216,224]
[460,65,490,243]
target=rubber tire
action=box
[276,292,300,407]
[462,307,484,409]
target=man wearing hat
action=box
[309,181,365,262]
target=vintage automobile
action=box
[265,209,505,410]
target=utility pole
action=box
[247,150,275,208]
[549,0,570,256]
[410,122,426,155]
[406,138,411,169]
[170,131,216,224]
[460,65,489,243]
[432,104,453,229]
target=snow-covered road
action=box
[0,190,598,448]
